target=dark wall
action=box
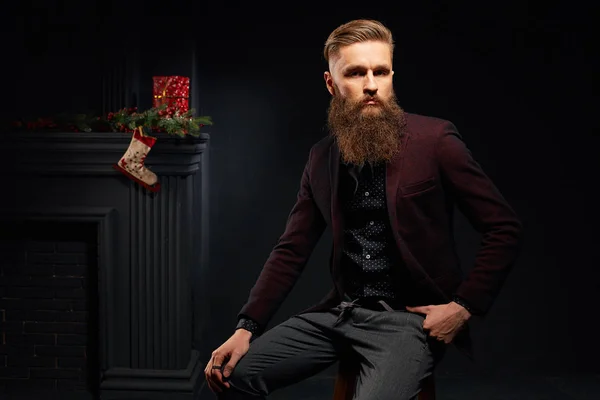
[194,3,597,377]
[6,1,597,379]
[4,5,103,119]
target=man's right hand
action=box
[204,329,252,393]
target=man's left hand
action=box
[406,302,471,344]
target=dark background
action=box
[4,0,597,383]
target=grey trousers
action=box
[217,302,446,400]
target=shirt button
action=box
[365,191,370,196]
[366,254,371,259]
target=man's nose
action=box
[364,73,378,94]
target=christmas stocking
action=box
[113,127,161,192]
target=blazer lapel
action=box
[385,132,408,241]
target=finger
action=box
[206,377,222,394]
[204,358,213,375]
[407,305,430,315]
[204,361,212,386]
[222,351,243,379]
[204,362,222,393]
[212,370,230,390]
[212,352,226,371]
[209,354,228,389]
[208,367,227,392]
[214,365,231,389]
[211,356,230,388]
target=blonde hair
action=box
[323,19,395,63]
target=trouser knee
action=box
[216,386,262,400]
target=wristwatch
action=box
[452,295,475,315]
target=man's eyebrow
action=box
[342,65,362,73]
[342,64,391,73]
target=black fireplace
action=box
[0,220,99,394]
[0,131,210,399]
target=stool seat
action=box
[332,360,436,400]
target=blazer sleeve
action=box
[237,147,327,330]
[436,122,524,315]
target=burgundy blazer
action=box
[238,112,523,358]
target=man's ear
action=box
[324,71,335,96]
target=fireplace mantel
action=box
[0,131,210,399]
[1,131,208,175]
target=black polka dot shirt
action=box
[339,161,400,302]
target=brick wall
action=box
[0,221,98,395]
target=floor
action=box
[196,369,600,400]
[2,369,598,399]
[1,372,598,399]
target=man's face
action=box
[324,40,394,113]
[324,40,405,166]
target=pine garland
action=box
[108,105,213,137]
[10,104,213,137]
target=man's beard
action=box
[327,91,406,166]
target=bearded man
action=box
[204,19,523,400]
